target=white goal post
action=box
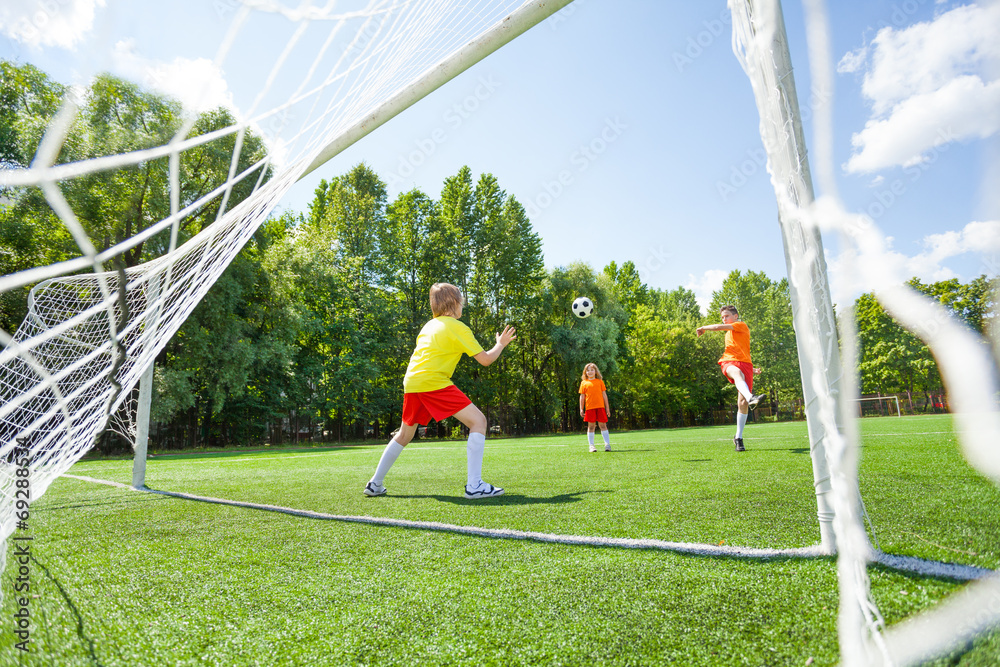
[0,0,572,601]
[732,0,1000,665]
[855,396,902,418]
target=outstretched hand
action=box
[695,326,705,337]
[753,366,762,375]
[497,325,517,347]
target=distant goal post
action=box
[855,396,902,418]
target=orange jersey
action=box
[719,321,752,363]
[578,378,607,410]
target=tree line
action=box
[1,61,996,450]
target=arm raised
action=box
[473,325,517,367]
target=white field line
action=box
[60,474,995,580]
[69,443,571,469]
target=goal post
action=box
[124,0,575,490]
[855,396,902,418]
[732,0,1000,664]
[729,0,840,555]
[0,0,578,594]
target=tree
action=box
[1,63,271,335]
[854,291,937,410]
[854,275,997,411]
[620,304,723,427]
[0,61,65,168]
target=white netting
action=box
[731,0,1000,665]
[0,0,571,600]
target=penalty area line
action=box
[60,474,995,580]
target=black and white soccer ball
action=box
[571,296,594,319]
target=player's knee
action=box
[396,422,416,445]
[469,411,487,434]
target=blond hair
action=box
[581,363,603,381]
[430,282,463,318]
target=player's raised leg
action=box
[453,403,504,499]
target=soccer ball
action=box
[572,296,594,319]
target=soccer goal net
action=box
[0,0,571,596]
[855,396,902,418]
[1,0,997,665]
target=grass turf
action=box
[3,415,998,665]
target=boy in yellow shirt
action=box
[696,305,763,452]
[364,283,516,499]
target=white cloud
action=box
[843,3,1000,174]
[111,39,235,115]
[828,220,1000,298]
[837,46,867,74]
[685,269,728,315]
[0,0,105,50]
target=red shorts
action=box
[584,407,608,424]
[402,385,472,426]
[719,360,754,392]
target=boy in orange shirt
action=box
[696,305,763,452]
[364,283,516,499]
[578,363,612,452]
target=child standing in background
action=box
[579,363,612,452]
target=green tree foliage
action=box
[854,275,997,411]
[621,304,723,426]
[0,61,270,335]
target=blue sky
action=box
[2,0,998,312]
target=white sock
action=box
[466,431,486,488]
[587,431,595,446]
[736,412,748,439]
[733,375,753,402]
[601,430,610,445]
[371,440,404,484]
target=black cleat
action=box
[748,394,764,411]
[734,437,746,452]
[363,481,387,496]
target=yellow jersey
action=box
[403,316,485,393]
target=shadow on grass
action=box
[37,495,169,512]
[30,556,107,666]
[393,490,608,506]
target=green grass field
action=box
[3,415,999,666]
